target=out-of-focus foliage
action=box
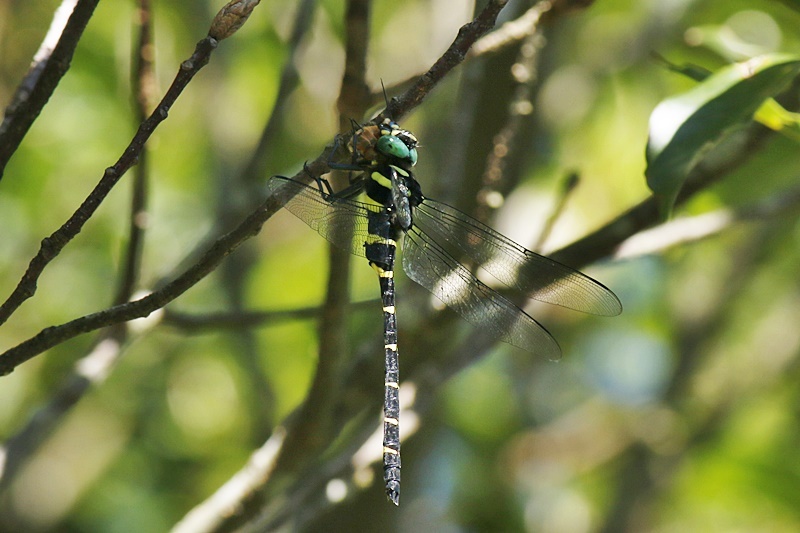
[646,54,800,216]
[0,0,799,531]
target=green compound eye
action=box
[376,134,411,161]
[407,147,418,166]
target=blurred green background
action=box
[1,0,799,531]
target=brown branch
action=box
[336,0,372,120]
[0,0,100,178]
[548,127,772,270]
[114,0,155,308]
[473,8,550,225]
[468,0,553,57]
[162,299,378,332]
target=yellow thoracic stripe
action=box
[384,417,399,425]
[385,343,398,351]
[365,234,396,246]
[384,446,399,455]
[385,381,399,388]
[383,305,396,314]
[370,170,392,189]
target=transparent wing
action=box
[267,176,381,258]
[415,199,622,316]
[402,227,561,359]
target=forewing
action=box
[267,176,380,258]
[415,200,621,316]
[402,227,561,359]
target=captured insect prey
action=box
[266,118,621,505]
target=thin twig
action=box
[162,298,378,332]
[474,14,550,225]
[114,0,155,307]
[468,0,553,57]
[336,0,372,120]
[533,171,580,252]
[615,184,800,259]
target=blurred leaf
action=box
[754,97,800,141]
[645,54,800,218]
[653,53,712,82]
[777,0,800,14]
[657,55,800,142]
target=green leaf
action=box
[645,54,800,218]
[655,55,800,143]
[777,0,800,14]
[754,97,800,142]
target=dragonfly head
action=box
[376,120,418,167]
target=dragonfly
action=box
[266,118,621,505]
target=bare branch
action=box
[209,0,262,41]
[171,428,286,533]
[114,0,155,308]
[468,0,554,57]
[548,125,773,269]
[162,299,378,332]
[615,184,800,259]
[337,0,372,120]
